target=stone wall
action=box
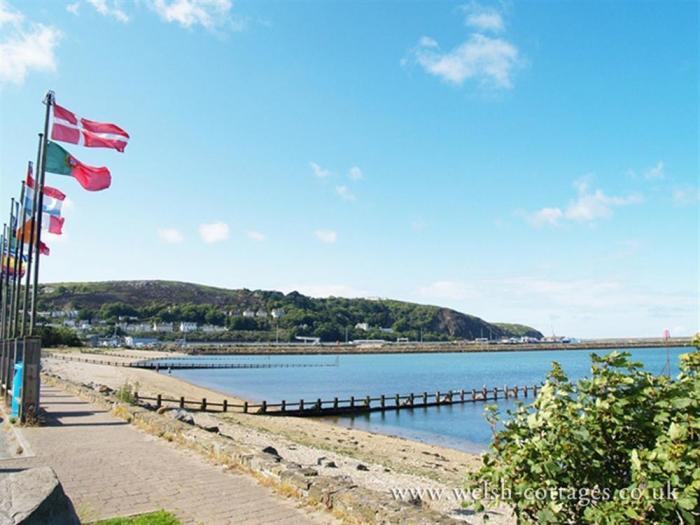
[41,373,461,525]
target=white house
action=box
[201,324,226,333]
[152,322,174,333]
[179,321,198,332]
[255,310,268,318]
[242,310,255,318]
[271,308,285,319]
[355,322,369,332]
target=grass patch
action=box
[92,510,181,525]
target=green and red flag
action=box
[45,141,111,191]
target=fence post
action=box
[514,386,519,399]
[436,391,440,404]
[243,401,248,413]
[409,393,415,406]
[471,388,476,401]
[202,398,207,411]
[156,394,162,408]
[460,389,465,402]
[524,385,528,397]
[134,391,139,403]
[299,399,304,411]
[281,400,286,413]
[261,400,267,413]
[482,385,487,400]
[422,392,428,405]
[333,397,338,409]
[365,395,370,408]
[504,385,509,399]
[350,396,355,408]
[316,398,322,410]
[395,393,400,408]
[223,399,228,412]
[180,396,185,408]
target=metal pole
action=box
[11,182,27,338]
[0,224,8,340]
[2,202,16,340]
[30,91,53,336]
[21,154,40,336]
[7,199,21,337]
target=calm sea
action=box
[168,347,688,453]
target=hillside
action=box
[38,280,543,342]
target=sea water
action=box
[168,347,688,452]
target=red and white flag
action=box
[51,102,130,152]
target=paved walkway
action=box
[0,387,335,524]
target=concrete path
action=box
[0,386,335,525]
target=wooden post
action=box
[504,385,509,399]
[299,399,304,411]
[471,388,476,401]
[524,385,528,397]
[533,385,538,395]
[494,387,498,400]
[350,396,355,408]
[436,391,440,404]
[514,386,519,399]
[395,393,400,408]
[243,401,248,413]
[409,393,414,407]
[134,392,139,403]
[281,400,286,413]
[460,389,465,402]
[261,400,267,413]
[482,386,487,400]
[380,394,385,408]
[223,399,228,412]
[316,398,322,410]
[202,398,207,411]
[422,392,428,405]
[156,394,162,408]
[365,395,370,408]
[333,397,338,409]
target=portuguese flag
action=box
[45,141,111,191]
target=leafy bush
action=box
[115,382,137,404]
[466,351,699,524]
[37,325,83,347]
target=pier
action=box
[133,383,540,416]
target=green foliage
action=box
[37,280,543,342]
[37,325,82,347]
[466,351,699,524]
[115,382,137,404]
[92,510,181,525]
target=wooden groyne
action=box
[134,384,540,416]
[44,352,337,370]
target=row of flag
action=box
[0,91,129,338]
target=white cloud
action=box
[644,160,665,180]
[417,280,481,301]
[199,222,229,243]
[247,230,266,242]
[462,3,504,32]
[158,227,184,243]
[672,186,700,206]
[527,178,642,227]
[335,185,356,202]
[413,33,519,89]
[86,0,129,22]
[314,229,337,244]
[418,36,438,48]
[0,2,61,85]
[348,166,363,181]
[66,2,80,15]
[310,161,331,179]
[150,0,232,29]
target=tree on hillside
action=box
[466,350,699,524]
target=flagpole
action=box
[11,181,27,338]
[2,200,15,341]
[30,91,54,336]
[7,200,19,338]
[22,141,42,337]
[0,223,8,341]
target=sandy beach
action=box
[42,349,513,523]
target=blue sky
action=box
[0,0,697,338]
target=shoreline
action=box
[181,338,690,355]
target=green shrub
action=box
[93,510,180,525]
[115,382,137,404]
[466,351,699,524]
